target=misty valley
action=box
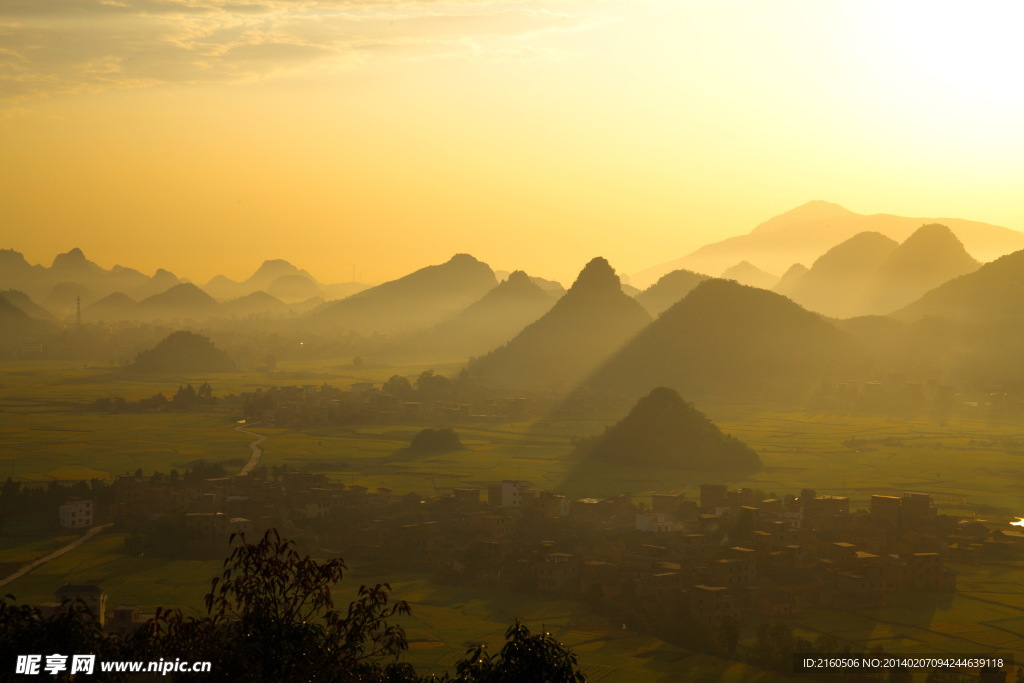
[4,202,1024,681]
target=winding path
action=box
[0,424,269,588]
[0,523,113,589]
[233,423,267,476]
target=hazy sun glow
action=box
[2,0,1024,284]
[848,1,1024,139]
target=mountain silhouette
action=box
[0,295,52,354]
[781,225,980,318]
[894,248,1024,323]
[0,250,43,290]
[575,386,761,471]
[720,261,778,289]
[0,248,190,303]
[0,295,32,329]
[773,263,808,297]
[421,271,558,357]
[862,224,979,314]
[137,283,224,321]
[126,330,235,374]
[465,257,651,391]
[0,290,55,320]
[203,259,319,301]
[634,201,1024,286]
[783,232,898,318]
[203,274,244,302]
[245,259,309,291]
[290,296,327,315]
[82,292,138,322]
[224,291,292,318]
[130,268,183,300]
[312,254,497,333]
[106,265,151,295]
[267,274,322,303]
[635,268,709,317]
[529,276,566,296]
[583,278,856,402]
[50,248,104,278]
[47,249,151,301]
[1,249,357,308]
[44,282,95,316]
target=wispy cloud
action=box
[0,1,608,106]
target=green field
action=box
[781,581,1024,654]
[2,360,1024,679]
[3,361,1023,517]
[0,520,80,572]
[5,527,1020,681]
[375,568,794,682]
[0,530,788,682]
[1,532,220,617]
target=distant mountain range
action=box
[0,248,368,323]
[1,290,56,321]
[720,261,778,289]
[581,278,858,402]
[415,270,559,358]
[5,201,1024,396]
[204,259,364,304]
[311,254,498,334]
[633,201,1024,287]
[779,224,979,318]
[893,248,1024,323]
[465,257,651,391]
[780,231,897,317]
[0,248,187,316]
[635,269,709,317]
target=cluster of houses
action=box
[50,467,1024,632]
[400,484,968,626]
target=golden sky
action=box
[2,0,1023,285]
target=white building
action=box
[59,499,94,529]
[489,480,532,507]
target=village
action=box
[37,464,1024,638]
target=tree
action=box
[0,596,128,682]
[2,530,590,682]
[415,370,452,401]
[408,428,463,453]
[452,620,586,682]
[382,375,414,401]
[149,529,411,682]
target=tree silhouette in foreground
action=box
[148,529,411,682]
[2,529,587,681]
[452,620,586,683]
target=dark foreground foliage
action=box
[449,620,586,683]
[1,529,586,682]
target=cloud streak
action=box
[0,0,607,106]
